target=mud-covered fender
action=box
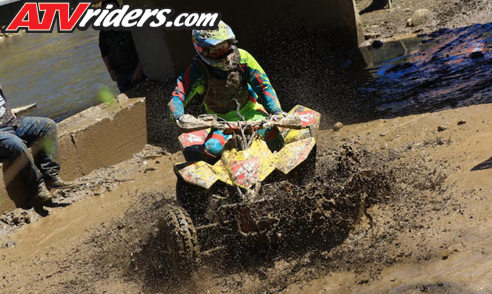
[178,129,210,150]
[275,137,316,174]
[174,161,218,189]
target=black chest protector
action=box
[0,89,16,127]
[193,48,250,114]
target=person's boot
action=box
[28,183,53,207]
[45,174,74,189]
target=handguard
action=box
[177,114,219,132]
[263,113,303,129]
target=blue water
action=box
[0,29,119,122]
[360,23,492,116]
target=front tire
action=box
[158,204,200,277]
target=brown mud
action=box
[1,102,491,293]
[1,3,491,293]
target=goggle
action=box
[203,41,231,58]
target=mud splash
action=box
[62,141,448,294]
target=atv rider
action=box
[168,21,286,161]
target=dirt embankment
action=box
[356,0,492,42]
[0,102,490,294]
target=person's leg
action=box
[0,128,43,188]
[116,75,130,93]
[203,129,231,162]
[116,72,133,93]
[117,72,146,93]
[15,117,67,188]
[0,128,52,205]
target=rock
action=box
[144,167,158,173]
[372,40,384,49]
[12,216,22,225]
[437,125,448,132]
[380,133,386,137]
[457,120,466,125]
[407,9,434,27]
[333,122,344,131]
[12,103,37,115]
[4,241,16,248]
[469,51,484,59]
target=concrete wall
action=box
[131,30,175,82]
[0,96,147,213]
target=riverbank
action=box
[0,25,24,41]
[356,0,492,43]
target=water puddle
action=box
[360,23,492,117]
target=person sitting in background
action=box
[0,84,71,208]
[98,0,145,93]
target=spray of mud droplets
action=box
[72,140,448,294]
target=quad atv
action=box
[158,105,321,275]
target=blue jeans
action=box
[0,117,59,190]
[116,71,146,93]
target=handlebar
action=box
[177,114,303,133]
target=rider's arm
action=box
[241,49,282,114]
[168,64,204,120]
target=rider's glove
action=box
[176,114,195,124]
[271,111,288,121]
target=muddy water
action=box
[0,29,118,121]
[360,23,492,119]
[288,217,492,294]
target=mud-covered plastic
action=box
[158,204,200,276]
[175,106,320,189]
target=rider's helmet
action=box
[192,21,237,71]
